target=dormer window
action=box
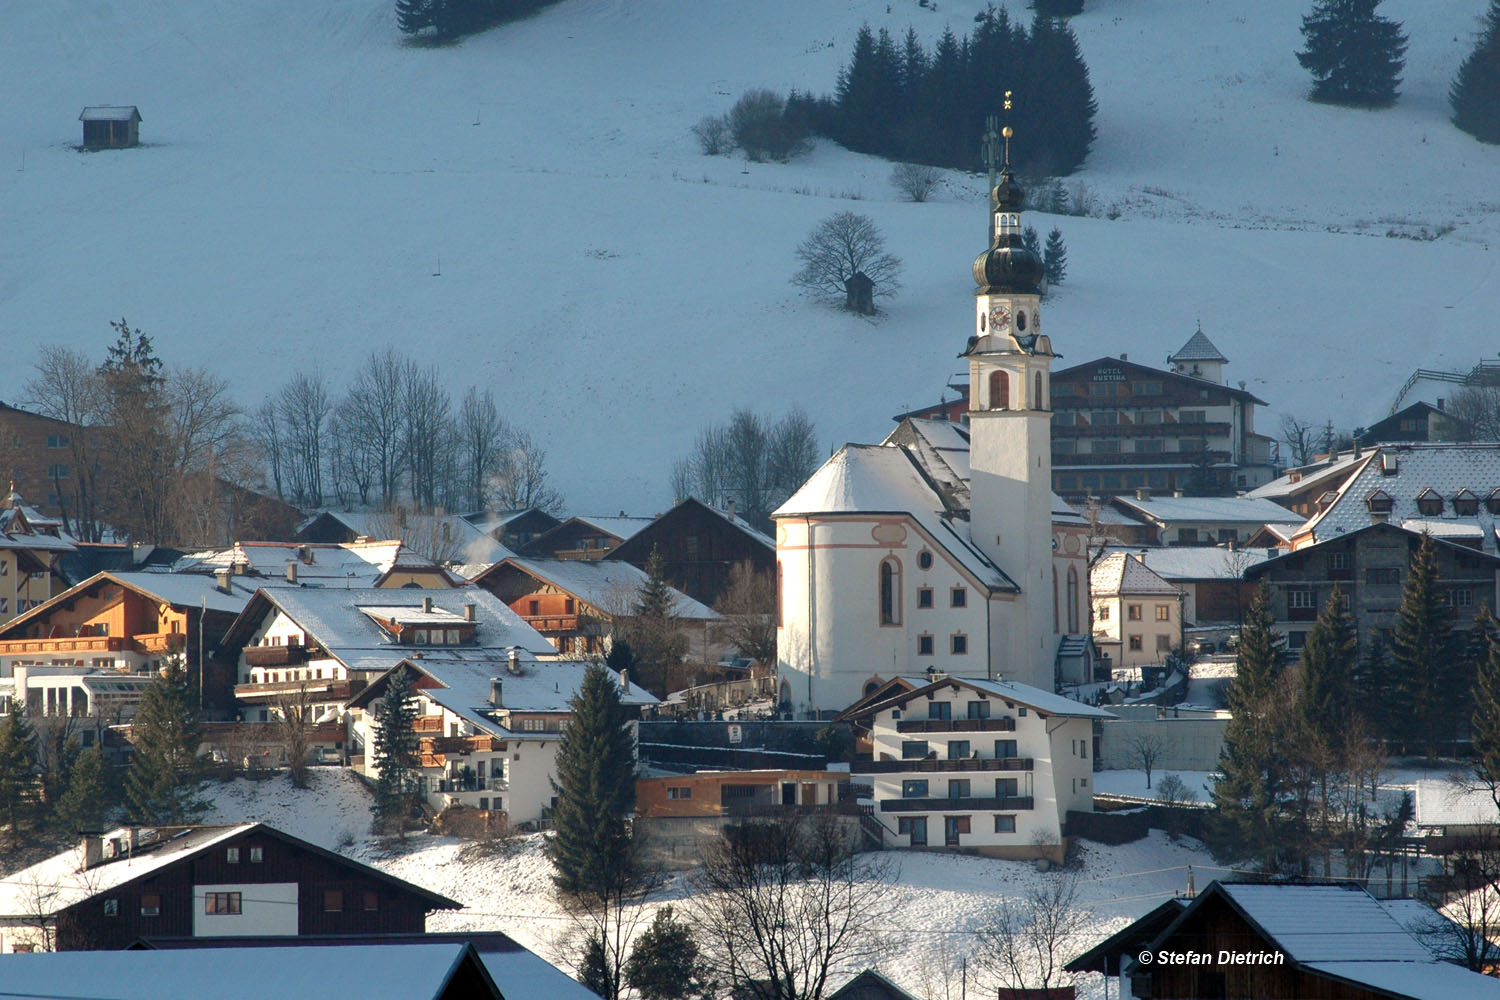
[412,629,428,645]
[1454,489,1479,516]
[1488,489,1500,516]
[1366,490,1393,514]
[1416,488,1443,517]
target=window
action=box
[989,370,1009,410]
[1179,410,1206,423]
[1092,439,1120,454]
[950,634,968,655]
[1289,589,1316,608]
[1054,412,1075,426]
[1034,372,1044,408]
[140,893,161,917]
[948,779,971,798]
[1417,490,1444,516]
[996,778,1019,797]
[413,629,428,645]
[947,740,971,760]
[967,700,990,719]
[917,588,934,609]
[1157,634,1174,652]
[994,815,1017,833]
[363,890,379,912]
[250,847,263,863]
[1451,588,1475,610]
[1098,605,1111,622]
[902,779,929,798]
[917,634,934,656]
[879,559,900,626]
[528,600,540,615]
[1128,605,1142,621]
[1177,528,1200,544]
[104,898,119,917]
[995,739,1018,758]
[226,847,240,864]
[323,890,343,913]
[1054,440,1076,454]
[205,891,242,915]
[1288,631,1307,651]
[928,701,951,720]
[902,740,930,760]
[46,434,69,448]
[666,786,692,800]
[46,463,70,479]
[1367,567,1400,585]
[1128,635,1143,651]
[918,551,934,570]
[950,587,967,608]
[898,816,927,845]
[1328,552,1352,574]
[1155,605,1170,621]
[1135,438,1165,453]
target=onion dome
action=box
[973,168,1042,294]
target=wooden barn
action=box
[79,106,141,149]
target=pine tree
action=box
[55,744,119,833]
[1043,227,1068,286]
[1020,14,1098,175]
[0,710,39,844]
[1212,584,1283,868]
[548,663,637,896]
[835,26,885,154]
[1023,226,1042,258]
[1452,1,1500,144]
[1471,607,1500,812]
[396,0,435,35]
[124,662,206,825]
[371,665,421,835]
[1296,0,1408,107]
[1392,534,1457,760]
[624,547,686,698]
[1299,583,1358,750]
[624,905,713,1000]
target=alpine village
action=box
[6,1,1500,999]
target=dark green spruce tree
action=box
[624,905,714,1000]
[1471,606,1500,812]
[548,662,637,896]
[1392,534,1457,760]
[1023,225,1042,258]
[1043,227,1068,286]
[625,546,686,698]
[395,0,435,34]
[371,665,422,835]
[1020,13,1098,174]
[55,744,120,833]
[124,662,206,824]
[1452,1,1500,143]
[0,709,40,845]
[1299,583,1358,752]
[1213,583,1284,869]
[1296,0,1408,107]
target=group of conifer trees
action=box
[792,10,1097,177]
[395,0,560,41]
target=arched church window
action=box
[1016,310,1027,332]
[879,559,900,626]
[1034,372,1044,410]
[1066,566,1079,634]
[989,371,1009,410]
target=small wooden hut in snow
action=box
[79,106,141,149]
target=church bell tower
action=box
[965,114,1058,689]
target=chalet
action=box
[1090,552,1182,670]
[1247,449,1369,520]
[637,768,845,819]
[294,510,511,578]
[346,656,655,824]
[1360,400,1470,446]
[79,105,141,149]
[0,823,458,953]
[170,539,461,590]
[0,570,254,722]
[605,496,775,607]
[216,586,556,724]
[463,507,562,551]
[1096,545,1272,626]
[1050,329,1276,500]
[827,968,926,1000]
[1077,880,1500,1000]
[0,943,499,999]
[0,487,77,626]
[519,513,653,560]
[1244,521,1500,656]
[845,674,1111,861]
[471,555,718,661]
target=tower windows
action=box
[879,559,901,626]
[1034,372,1044,410]
[1016,310,1027,332]
[1066,566,1079,633]
[989,371,1009,410]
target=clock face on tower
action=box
[988,305,1011,331]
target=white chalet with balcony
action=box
[849,675,1111,862]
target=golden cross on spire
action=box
[1002,90,1014,168]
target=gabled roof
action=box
[1097,544,1274,581]
[855,674,1113,721]
[79,105,141,122]
[171,540,457,588]
[1247,450,1368,503]
[1247,521,1500,579]
[1052,355,1266,405]
[294,510,513,573]
[478,556,717,620]
[827,967,924,1000]
[1065,898,1188,975]
[0,570,255,639]
[1110,494,1299,527]
[1090,552,1180,597]
[1167,328,1228,364]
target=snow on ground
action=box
[3,1,1499,514]
[1094,768,1219,803]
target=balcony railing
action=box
[879,795,1034,813]
[853,756,1034,774]
[233,679,354,703]
[896,717,1016,734]
[0,636,127,655]
[520,615,580,632]
[423,735,503,755]
[436,777,508,793]
[244,643,309,667]
[134,633,187,654]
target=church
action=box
[772,144,1093,718]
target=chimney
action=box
[1119,353,1127,361]
[299,544,314,564]
[1171,489,1185,498]
[285,560,298,584]
[464,602,476,622]
[727,499,737,521]
[489,677,502,707]
[1135,487,1150,501]
[421,596,433,613]
[1438,397,1446,411]
[620,668,630,691]
[81,833,104,870]
[1353,439,1362,460]
[507,648,522,675]
[215,568,232,594]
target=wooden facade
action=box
[55,825,457,950]
[607,497,775,607]
[79,106,141,150]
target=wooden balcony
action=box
[134,633,186,654]
[896,717,1016,734]
[853,756,1033,774]
[233,679,356,704]
[879,795,1034,813]
[521,615,580,633]
[422,734,503,756]
[244,643,309,667]
[0,636,127,655]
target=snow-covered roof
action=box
[107,570,257,614]
[1298,443,1500,550]
[1216,883,1435,964]
[1246,451,1366,502]
[0,943,488,1000]
[499,556,717,620]
[1167,328,1228,363]
[298,510,513,570]
[0,489,78,552]
[1111,494,1298,526]
[1400,518,1484,538]
[863,674,1113,720]
[775,444,1016,593]
[570,514,654,540]
[79,105,140,121]
[1090,552,1180,596]
[1100,544,1275,581]
[172,540,451,588]
[1302,960,1500,1000]
[227,587,556,675]
[0,825,251,918]
[1414,779,1499,828]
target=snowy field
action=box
[3,0,1499,513]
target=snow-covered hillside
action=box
[3,0,1496,513]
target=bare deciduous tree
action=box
[692,114,734,156]
[712,562,777,667]
[344,348,410,507]
[400,363,453,512]
[890,162,941,202]
[688,814,896,1000]
[276,371,332,507]
[494,428,564,514]
[1125,729,1167,789]
[1279,413,1318,467]
[671,407,818,532]
[1442,384,1500,441]
[791,212,902,313]
[275,684,315,790]
[975,871,1089,1000]
[456,387,508,513]
[24,346,106,541]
